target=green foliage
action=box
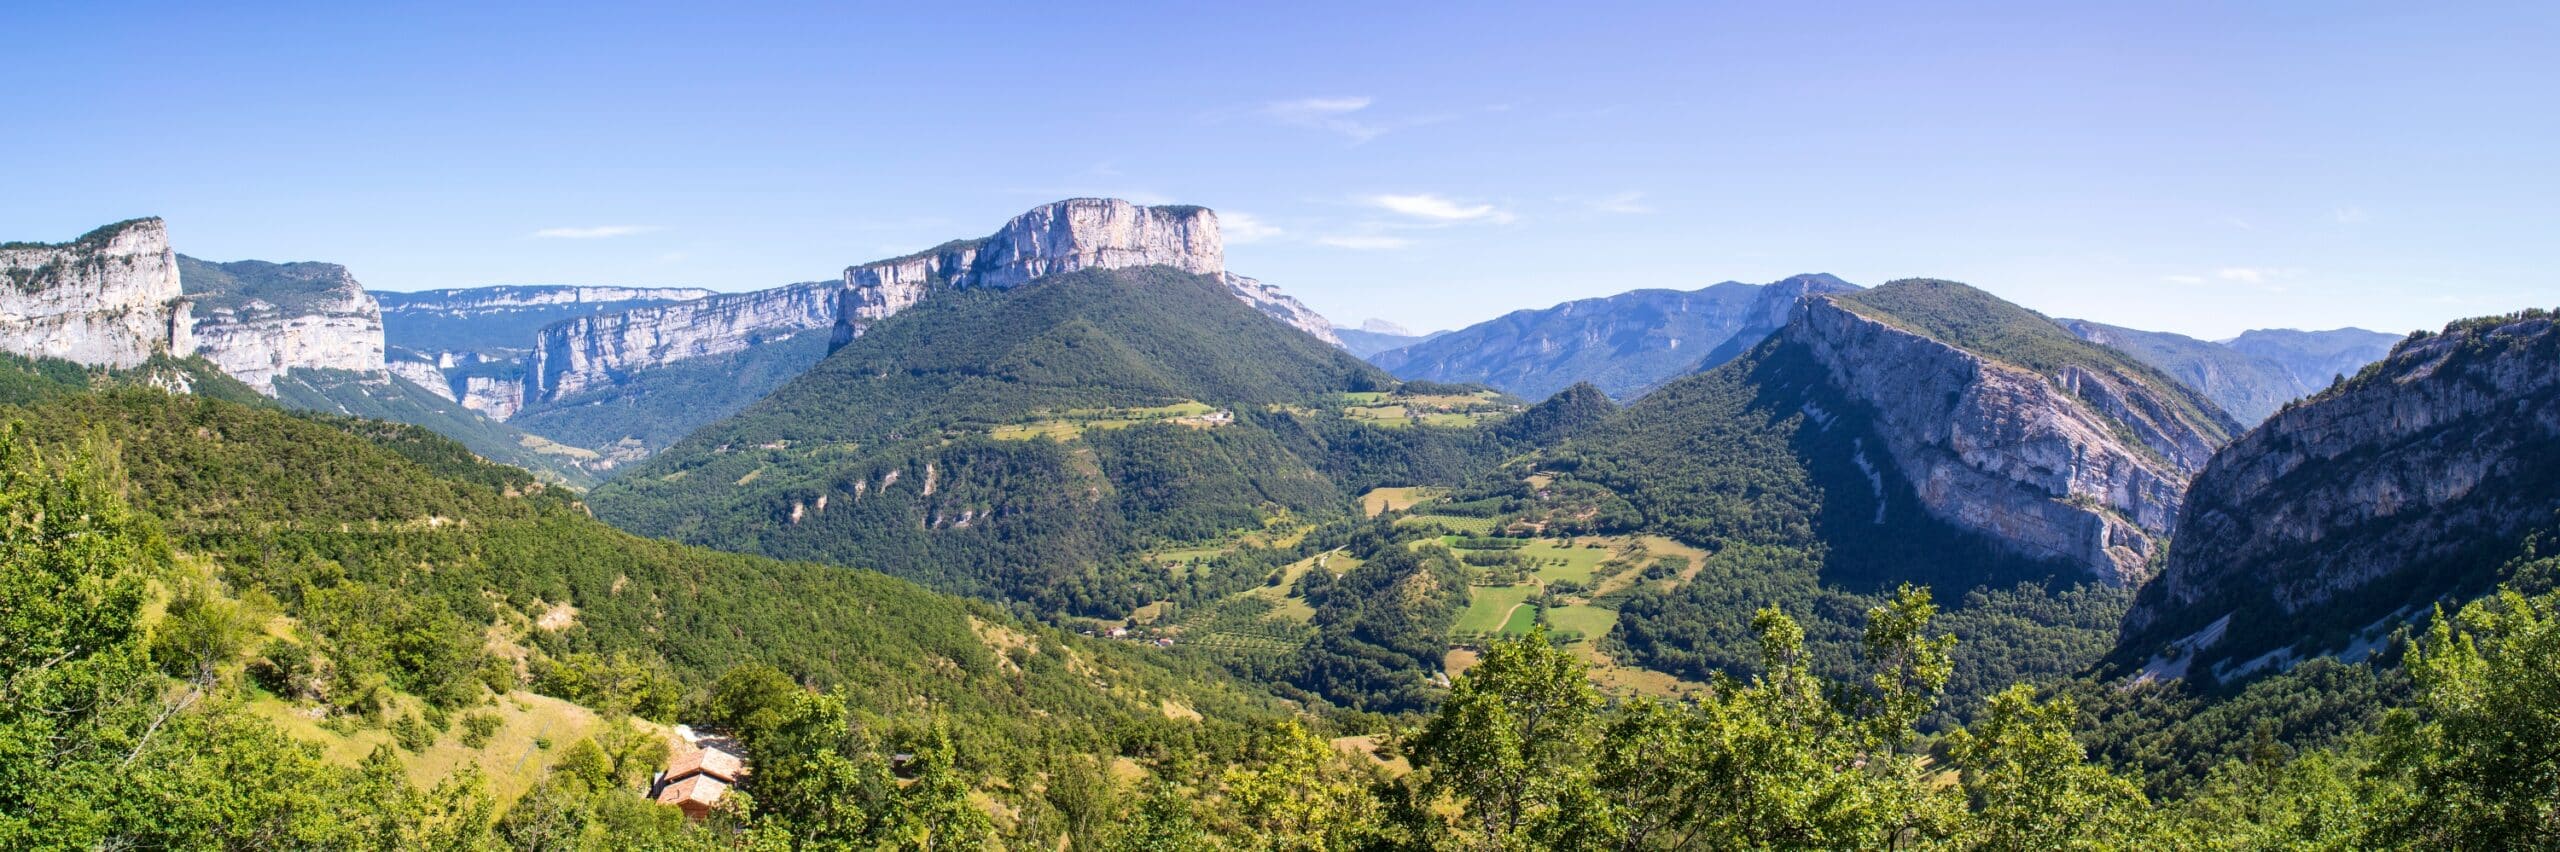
[271,367,605,488]
[508,330,833,459]
[590,266,1502,618]
[1553,335,2133,723]
[531,650,684,722]
[1289,523,1469,712]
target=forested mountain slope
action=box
[591,265,1517,617]
[2118,309,2560,679]
[1495,279,2236,719]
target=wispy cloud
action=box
[2163,274,2206,285]
[1367,193,1514,224]
[2332,205,2370,225]
[532,225,659,239]
[1261,96,1384,142]
[1221,211,1284,244]
[1316,235,1412,250]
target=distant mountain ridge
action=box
[1371,273,1858,400]
[2062,320,2396,424]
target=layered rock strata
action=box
[0,218,192,368]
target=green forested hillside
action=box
[272,367,610,487]
[0,352,1340,844]
[507,331,834,461]
[1537,338,2125,722]
[590,266,1515,617]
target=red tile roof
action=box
[656,774,728,810]
[664,746,744,783]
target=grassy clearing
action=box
[1360,486,1445,517]
[1517,538,1613,583]
[1543,604,1618,642]
[1457,585,1538,634]
[1499,602,1540,635]
[988,401,1224,441]
[244,690,677,807]
[1399,514,1500,536]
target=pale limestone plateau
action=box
[498,198,1335,419]
[1787,296,2228,584]
[2122,313,2560,671]
[0,218,193,368]
[179,256,387,391]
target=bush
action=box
[392,713,436,752]
[459,712,504,748]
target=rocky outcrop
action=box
[832,199,1232,343]
[1223,273,1341,346]
[2223,327,2401,392]
[377,285,717,315]
[1787,295,2216,583]
[0,218,192,368]
[530,281,837,402]
[179,256,386,392]
[2119,312,2560,674]
[511,199,1325,417]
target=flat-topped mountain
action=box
[2117,309,2560,680]
[178,255,387,390]
[0,218,192,368]
[1370,273,1857,400]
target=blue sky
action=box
[2,1,2552,339]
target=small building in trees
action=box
[652,745,746,821]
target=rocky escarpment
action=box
[0,218,193,368]
[378,285,717,315]
[2119,311,2560,676]
[529,280,838,404]
[1222,273,1341,346]
[179,256,386,391]
[522,199,1326,415]
[831,199,1230,342]
[1788,292,2225,583]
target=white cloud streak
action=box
[1221,211,1284,244]
[1367,193,1513,223]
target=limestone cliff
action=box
[2118,310,2560,676]
[0,218,193,368]
[179,256,386,392]
[831,199,1231,342]
[529,280,838,403]
[1788,283,2234,583]
[522,199,1326,412]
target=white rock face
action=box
[459,374,530,420]
[531,198,1332,410]
[0,218,193,368]
[181,257,386,392]
[1225,273,1342,346]
[833,199,1233,341]
[385,352,457,399]
[380,285,717,315]
[1787,296,2220,583]
[531,281,838,401]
